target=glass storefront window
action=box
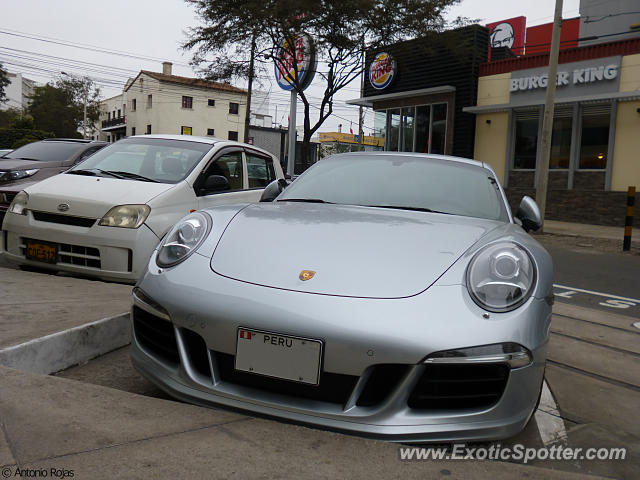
[386,109,400,151]
[550,117,572,169]
[415,105,430,153]
[579,113,609,169]
[373,111,387,142]
[401,107,415,152]
[431,104,447,154]
[513,118,538,169]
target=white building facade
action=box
[99,62,248,142]
[1,72,36,111]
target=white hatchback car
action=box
[0,135,284,283]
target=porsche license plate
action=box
[235,328,322,385]
[25,240,57,264]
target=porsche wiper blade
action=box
[366,205,451,214]
[106,171,159,183]
[278,198,332,203]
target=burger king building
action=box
[466,37,640,225]
[348,25,489,160]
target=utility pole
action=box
[358,35,365,151]
[244,33,257,143]
[83,83,88,139]
[535,0,564,229]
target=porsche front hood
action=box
[210,203,501,298]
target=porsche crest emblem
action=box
[299,270,316,281]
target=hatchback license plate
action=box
[235,328,322,385]
[25,241,57,264]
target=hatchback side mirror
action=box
[516,196,543,232]
[199,174,230,195]
[260,178,289,202]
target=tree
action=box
[27,76,101,138]
[0,63,10,105]
[183,0,464,169]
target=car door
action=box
[195,148,257,210]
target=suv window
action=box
[246,152,276,188]
[201,151,244,193]
[3,141,90,162]
[75,145,105,164]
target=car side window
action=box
[202,151,244,193]
[75,146,103,164]
[246,152,276,188]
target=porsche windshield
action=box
[69,137,213,183]
[277,155,509,221]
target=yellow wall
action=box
[477,73,511,106]
[619,54,640,92]
[473,112,509,185]
[611,100,640,192]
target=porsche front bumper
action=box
[131,251,550,443]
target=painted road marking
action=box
[535,380,567,446]
[554,284,640,310]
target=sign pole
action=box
[287,90,297,177]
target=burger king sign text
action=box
[369,52,396,90]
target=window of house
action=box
[147,94,152,108]
[181,126,192,135]
[207,128,215,136]
[117,109,121,118]
[113,110,116,118]
[131,99,136,111]
[107,112,111,121]
[513,110,539,170]
[246,153,276,188]
[579,107,610,169]
[228,131,238,141]
[208,99,215,107]
[550,114,572,169]
[146,124,152,134]
[182,96,193,109]
[131,127,136,136]
[229,102,239,114]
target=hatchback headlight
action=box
[156,211,211,267]
[466,242,536,312]
[0,169,39,182]
[99,204,150,228]
[8,191,29,215]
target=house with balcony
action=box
[98,62,248,142]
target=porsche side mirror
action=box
[200,174,230,195]
[516,196,543,232]
[260,178,289,202]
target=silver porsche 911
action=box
[131,152,553,442]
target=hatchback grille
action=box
[212,350,359,405]
[132,306,180,365]
[32,211,96,227]
[408,364,510,410]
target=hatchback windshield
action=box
[2,141,89,162]
[69,137,213,183]
[277,154,508,221]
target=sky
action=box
[0,0,582,135]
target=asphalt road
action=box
[541,243,640,320]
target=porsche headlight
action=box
[466,242,536,312]
[0,169,39,182]
[8,191,28,215]
[98,204,150,228]
[156,211,211,268]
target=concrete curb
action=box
[0,312,130,374]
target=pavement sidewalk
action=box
[542,219,639,245]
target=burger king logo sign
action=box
[369,52,396,90]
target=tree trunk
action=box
[243,34,257,144]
